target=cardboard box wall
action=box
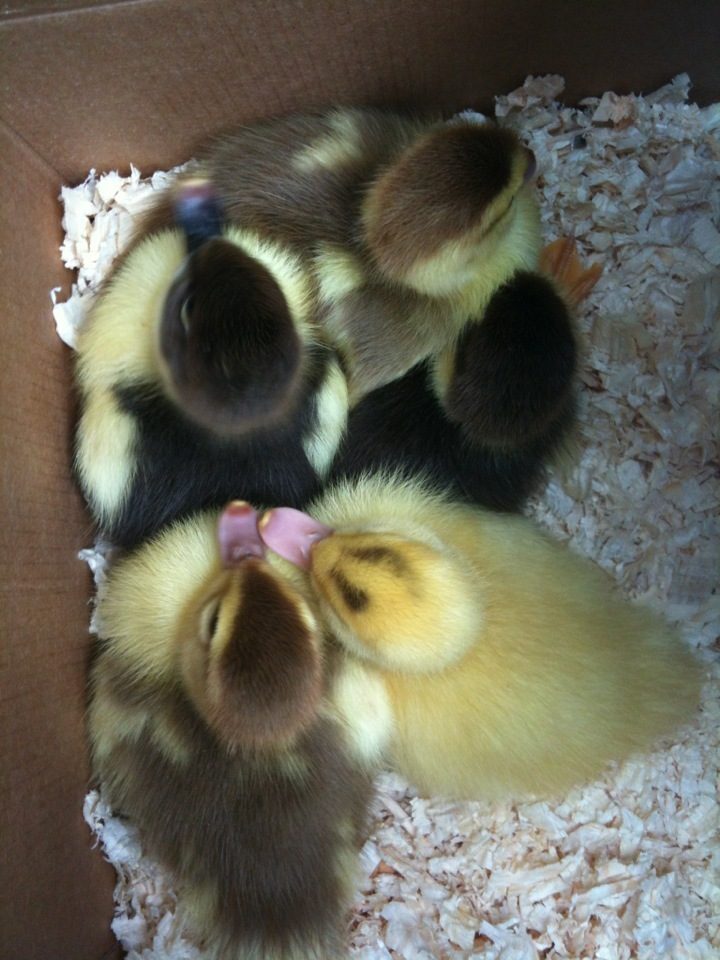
[0,2,716,958]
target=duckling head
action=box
[362,121,538,297]
[157,180,304,437]
[175,501,324,750]
[99,500,324,752]
[259,506,483,673]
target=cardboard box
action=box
[0,2,716,957]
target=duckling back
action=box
[205,108,543,396]
[383,507,701,799]
[74,185,348,548]
[88,507,375,959]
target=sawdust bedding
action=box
[54,74,719,959]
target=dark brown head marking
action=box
[329,567,369,612]
[348,545,408,575]
[209,563,322,747]
[365,123,519,276]
[159,239,302,435]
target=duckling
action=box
[331,239,599,511]
[88,501,380,960]
[75,179,348,548]
[259,474,701,802]
[201,107,542,397]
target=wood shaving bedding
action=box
[56,75,720,959]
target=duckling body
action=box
[88,504,378,960]
[75,209,347,548]
[260,474,701,801]
[201,107,542,397]
[75,109,579,542]
[330,269,577,510]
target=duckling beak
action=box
[217,501,265,567]
[258,508,334,570]
[173,177,224,254]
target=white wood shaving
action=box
[56,75,719,959]
[51,164,187,348]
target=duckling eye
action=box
[180,295,194,333]
[201,598,221,644]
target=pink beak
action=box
[259,507,334,570]
[217,501,265,567]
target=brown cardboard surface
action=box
[0,0,121,19]
[0,125,118,960]
[1,0,718,184]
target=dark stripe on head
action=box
[348,545,409,575]
[329,567,369,612]
[159,238,302,436]
[210,562,322,747]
